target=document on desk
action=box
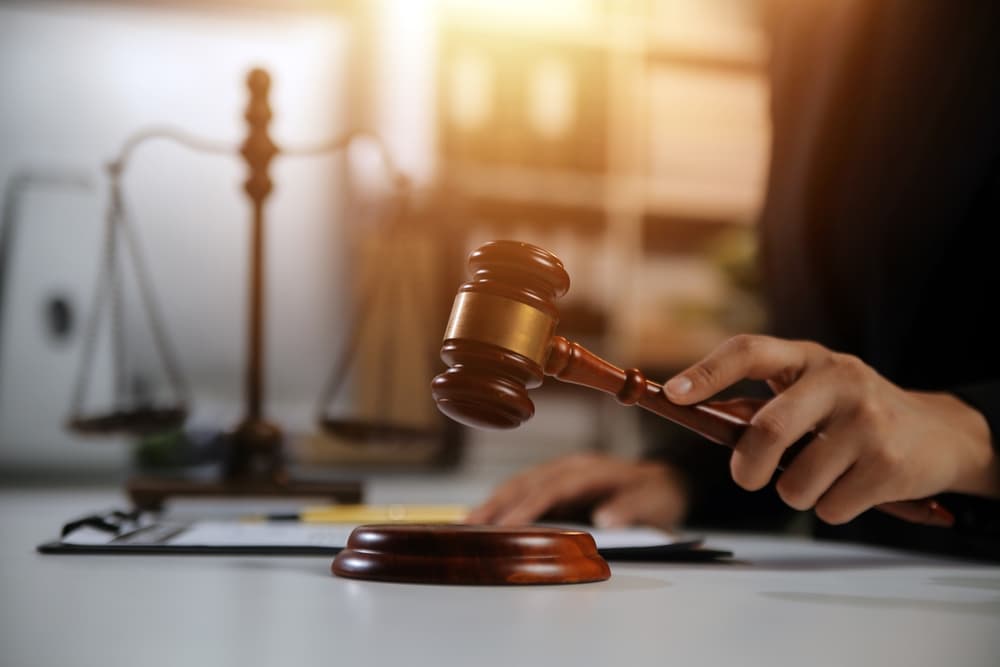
[165,522,693,551]
[41,513,732,561]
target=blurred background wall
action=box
[0,0,769,481]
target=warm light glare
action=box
[650,0,765,61]
[439,0,599,30]
[449,52,493,131]
[376,0,437,184]
[527,58,576,139]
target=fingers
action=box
[658,336,967,528]
[665,335,813,405]
[465,455,625,526]
[813,434,912,524]
[666,338,870,500]
[465,467,547,524]
[466,455,690,530]
[774,431,855,510]
[729,373,839,490]
[592,474,687,531]
[464,494,507,525]
[492,461,632,526]
[813,462,888,525]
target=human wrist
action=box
[936,392,1000,498]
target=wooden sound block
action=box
[331,524,611,585]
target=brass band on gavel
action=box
[443,292,556,368]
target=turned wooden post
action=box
[241,67,278,422]
[227,67,283,480]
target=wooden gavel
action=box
[432,240,954,528]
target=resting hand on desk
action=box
[466,453,689,530]
[664,334,1000,524]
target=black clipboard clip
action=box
[60,509,145,539]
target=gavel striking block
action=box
[332,524,610,585]
[432,240,954,528]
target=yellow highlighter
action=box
[246,504,469,524]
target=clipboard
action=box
[36,508,733,562]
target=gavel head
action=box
[432,241,570,429]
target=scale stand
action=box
[71,68,379,510]
[128,69,362,510]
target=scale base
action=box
[126,475,363,511]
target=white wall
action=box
[0,1,354,474]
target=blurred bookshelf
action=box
[435,0,769,373]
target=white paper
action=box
[61,519,693,551]
[169,522,686,550]
[584,526,686,549]
[169,521,357,548]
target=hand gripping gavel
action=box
[432,240,954,528]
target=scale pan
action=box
[67,406,187,436]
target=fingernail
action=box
[666,375,692,395]
[592,510,619,529]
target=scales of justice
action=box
[66,68,450,510]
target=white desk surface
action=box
[2,481,999,667]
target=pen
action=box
[243,504,469,524]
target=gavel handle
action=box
[544,336,954,528]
